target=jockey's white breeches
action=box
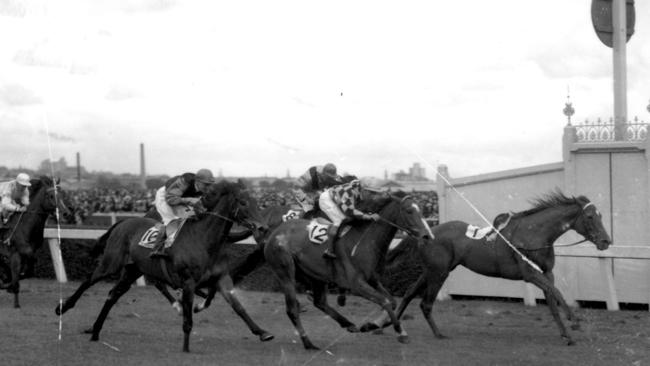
[318,190,346,226]
[155,187,192,225]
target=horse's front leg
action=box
[215,274,274,341]
[181,278,196,353]
[524,270,575,345]
[9,252,21,308]
[193,282,218,313]
[309,281,358,332]
[544,271,580,329]
[352,278,409,344]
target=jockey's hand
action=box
[191,201,206,215]
[365,213,381,221]
[17,206,27,213]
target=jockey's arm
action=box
[1,194,21,212]
[165,178,194,206]
[20,188,29,207]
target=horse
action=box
[146,204,306,312]
[55,180,271,353]
[0,176,70,308]
[369,191,612,346]
[264,192,434,349]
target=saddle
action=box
[465,213,512,242]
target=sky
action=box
[1,0,649,180]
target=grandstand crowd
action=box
[63,186,438,225]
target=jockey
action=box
[150,168,216,259]
[292,163,343,213]
[0,173,31,225]
[318,179,382,259]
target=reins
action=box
[2,211,24,246]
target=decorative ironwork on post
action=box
[563,95,575,126]
[574,117,647,142]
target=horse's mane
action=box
[512,189,589,219]
[360,190,408,214]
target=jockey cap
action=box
[16,173,31,187]
[195,169,216,184]
[323,163,337,177]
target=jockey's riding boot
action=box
[149,224,169,259]
[322,225,339,259]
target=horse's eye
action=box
[406,208,414,214]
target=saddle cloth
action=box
[138,219,184,249]
[306,218,351,245]
[465,225,497,242]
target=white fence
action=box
[43,226,650,311]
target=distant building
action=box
[391,162,428,181]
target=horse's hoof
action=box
[305,344,320,351]
[570,323,581,331]
[346,325,359,333]
[259,332,274,342]
[83,327,93,334]
[54,306,62,316]
[435,334,448,340]
[359,322,379,333]
[90,335,99,342]
[567,339,576,346]
[397,335,410,344]
[372,329,384,335]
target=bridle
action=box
[374,195,421,237]
[197,193,256,230]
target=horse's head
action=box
[572,196,612,250]
[373,191,434,241]
[29,176,71,221]
[199,180,268,234]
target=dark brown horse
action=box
[264,192,434,349]
[55,180,270,353]
[370,191,612,345]
[150,204,306,312]
[0,176,70,308]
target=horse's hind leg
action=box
[310,281,358,332]
[267,248,318,350]
[56,263,112,315]
[214,274,274,342]
[89,265,141,342]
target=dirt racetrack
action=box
[0,280,648,366]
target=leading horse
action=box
[0,176,70,308]
[55,180,270,353]
[371,191,612,345]
[264,192,434,349]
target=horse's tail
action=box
[90,220,125,258]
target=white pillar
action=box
[48,238,68,283]
[612,0,628,140]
